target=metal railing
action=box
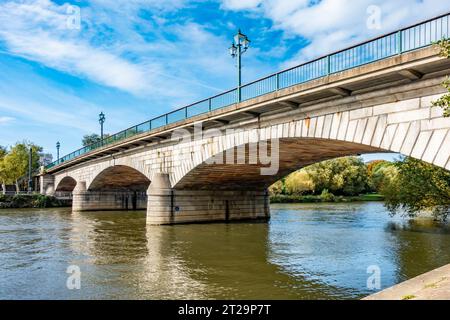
[46,12,450,170]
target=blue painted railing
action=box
[47,12,450,169]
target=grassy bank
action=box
[0,194,69,209]
[270,193,384,204]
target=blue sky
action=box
[0,0,449,162]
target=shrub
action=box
[320,189,336,202]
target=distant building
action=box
[39,153,53,167]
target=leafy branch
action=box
[432,39,450,117]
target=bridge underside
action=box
[174,138,381,191]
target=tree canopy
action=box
[305,157,369,196]
[381,157,450,221]
[82,133,110,147]
[432,39,450,116]
[0,142,42,191]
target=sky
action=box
[0,0,449,162]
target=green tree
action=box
[432,39,450,116]
[0,146,8,194]
[371,162,398,192]
[382,157,450,221]
[285,170,314,195]
[82,134,101,147]
[269,180,283,196]
[82,133,110,146]
[305,157,369,196]
[2,142,42,192]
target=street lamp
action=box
[229,29,250,102]
[56,141,60,162]
[99,112,106,142]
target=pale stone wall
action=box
[73,191,147,211]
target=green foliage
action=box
[82,133,110,146]
[284,170,314,195]
[0,146,8,191]
[319,189,335,202]
[305,157,369,196]
[431,78,450,117]
[82,133,100,146]
[371,162,398,192]
[381,157,450,221]
[432,39,450,117]
[32,195,62,208]
[1,142,42,187]
[269,180,283,196]
[435,38,450,58]
[0,194,64,208]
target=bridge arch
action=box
[55,176,77,192]
[87,165,151,191]
[173,137,383,191]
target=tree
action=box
[0,146,8,194]
[82,134,100,147]
[371,162,398,192]
[285,170,314,195]
[382,157,450,221]
[305,157,369,196]
[2,142,42,192]
[82,133,110,147]
[432,39,450,117]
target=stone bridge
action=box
[39,20,450,224]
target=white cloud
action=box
[220,0,450,66]
[221,0,263,10]
[0,116,14,125]
[0,0,157,95]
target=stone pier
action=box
[146,174,270,225]
[73,182,147,211]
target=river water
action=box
[0,202,450,300]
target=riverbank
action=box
[0,194,70,209]
[363,263,450,300]
[270,193,384,204]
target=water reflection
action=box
[0,203,449,299]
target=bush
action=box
[320,189,335,202]
[285,170,314,195]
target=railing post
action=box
[327,55,331,75]
[209,98,212,112]
[276,73,280,90]
[185,107,188,119]
[397,30,402,54]
[166,114,168,125]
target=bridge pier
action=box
[39,174,55,195]
[146,174,270,225]
[72,181,147,211]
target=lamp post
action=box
[229,29,250,102]
[56,141,60,162]
[99,112,105,143]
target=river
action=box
[1,202,450,300]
